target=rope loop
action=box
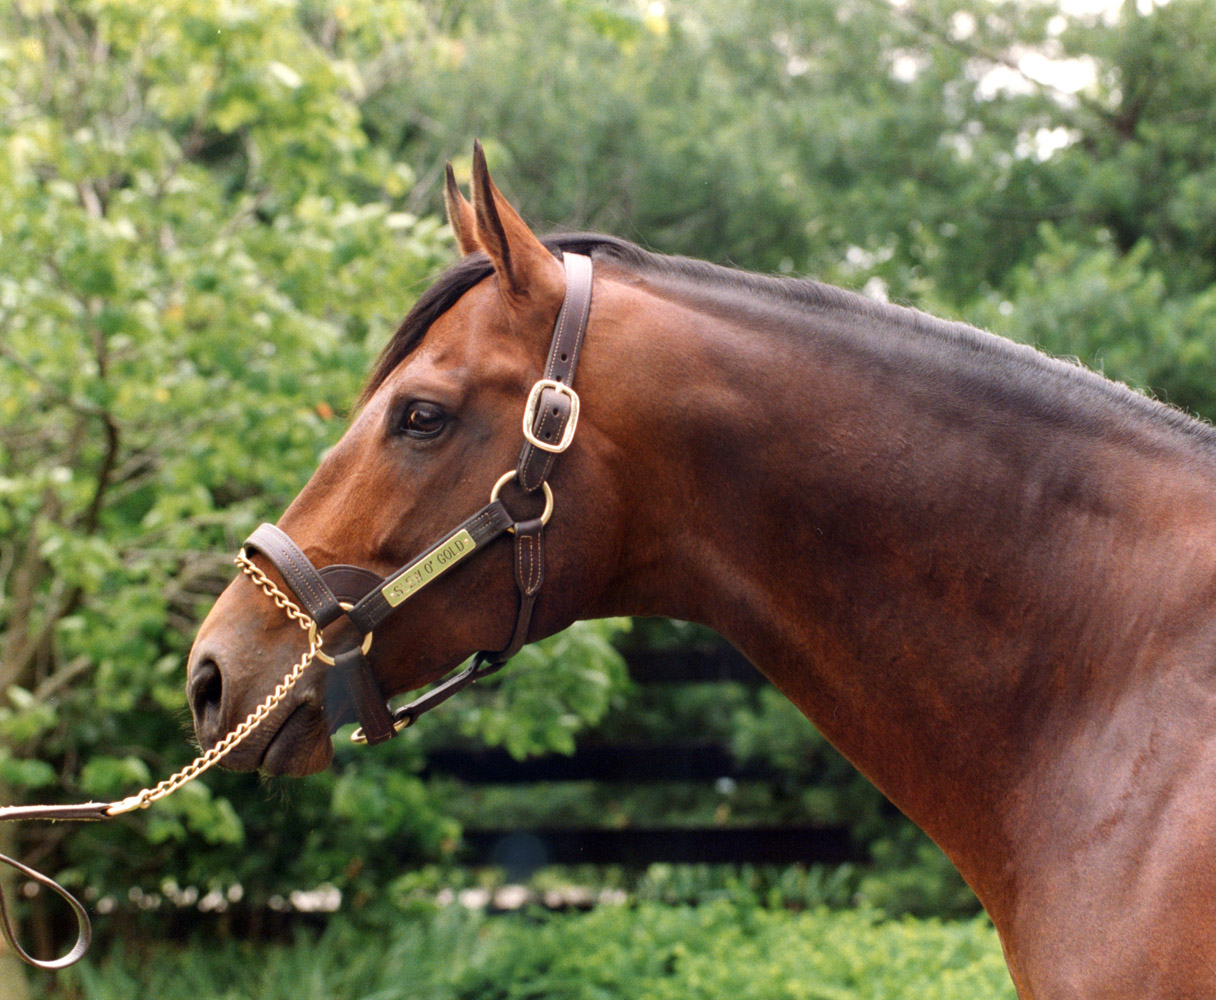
[0,850,92,970]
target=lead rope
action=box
[0,551,324,969]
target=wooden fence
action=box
[430,645,867,871]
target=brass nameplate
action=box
[381,529,477,607]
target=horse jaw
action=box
[257,704,334,776]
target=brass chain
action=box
[105,550,323,816]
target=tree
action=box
[8,0,1216,984]
[358,0,1216,920]
[376,0,1216,419]
[0,0,430,982]
[0,0,628,983]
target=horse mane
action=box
[361,232,879,405]
[360,233,1216,454]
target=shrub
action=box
[50,902,1015,1000]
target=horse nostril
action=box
[188,656,224,736]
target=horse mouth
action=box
[257,702,334,776]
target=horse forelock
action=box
[359,235,615,406]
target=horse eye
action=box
[400,402,447,439]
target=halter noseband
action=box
[239,252,594,744]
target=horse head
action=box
[186,145,630,775]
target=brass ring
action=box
[314,602,373,666]
[350,712,412,745]
[489,470,554,528]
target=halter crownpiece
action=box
[0,251,594,968]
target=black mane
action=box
[361,232,1216,454]
[362,232,883,404]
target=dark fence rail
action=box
[463,825,862,870]
[444,644,862,871]
[624,645,761,684]
[424,742,781,784]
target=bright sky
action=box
[1059,0,1165,17]
[938,0,1171,104]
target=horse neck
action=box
[583,272,1216,899]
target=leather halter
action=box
[241,252,594,744]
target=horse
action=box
[187,143,1216,998]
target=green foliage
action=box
[630,862,859,911]
[969,226,1216,417]
[447,618,632,759]
[6,1,1216,986]
[47,904,1015,1000]
[0,0,440,884]
[450,903,1014,1000]
[0,0,629,924]
[386,0,1216,415]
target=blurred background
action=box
[3,0,1215,996]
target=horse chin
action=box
[258,703,334,777]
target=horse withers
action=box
[189,145,1216,997]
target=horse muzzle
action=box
[187,624,334,777]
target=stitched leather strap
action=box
[381,653,507,733]
[332,647,396,744]
[317,564,383,604]
[245,254,594,742]
[350,515,545,743]
[246,523,343,627]
[517,253,594,492]
[0,850,92,970]
[494,516,545,665]
[346,499,515,634]
[0,803,114,822]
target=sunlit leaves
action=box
[0,0,641,915]
[0,0,449,892]
[455,619,632,760]
[5,0,1216,942]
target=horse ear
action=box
[444,162,481,256]
[470,140,563,304]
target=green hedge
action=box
[52,902,1015,1000]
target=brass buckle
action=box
[522,379,580,454]
[312,601,373,666]
[490,470,553,529]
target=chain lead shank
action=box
[0,251,595,969]
[0,551,326,968]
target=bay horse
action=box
[188,145,1216,998]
